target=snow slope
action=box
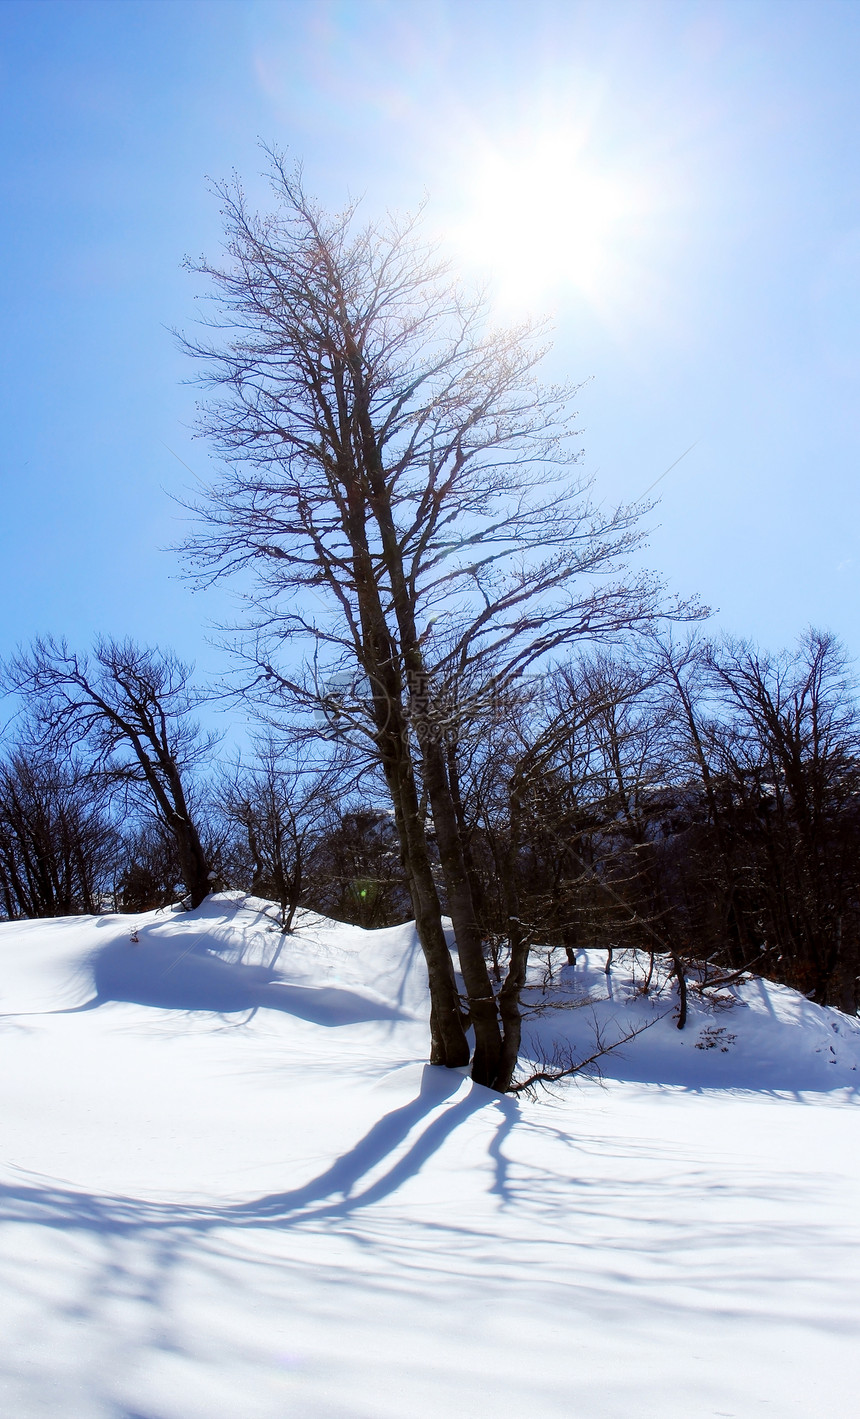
[1,894,858,1419]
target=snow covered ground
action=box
[1,893,858,1418]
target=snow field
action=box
[1,894,858,1417]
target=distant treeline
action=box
[2,626,857,1015]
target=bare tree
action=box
[219,739,345,932]
[305,805,410,928]
[0,746,119,918]
[115,821,185,913]
[705,629,860,1007]
[4,637,216,909]
[179,150,692,1082]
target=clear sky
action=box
[1,0,859,700]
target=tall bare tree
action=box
[179,150,689,1082]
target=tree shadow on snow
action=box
[0,1065,507,1237]
[0,1066,518,1416]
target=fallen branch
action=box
[691,954,766,993]
[507,1006,673,1096]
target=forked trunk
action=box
[378,741,470,1067]
[350,515,469,1068]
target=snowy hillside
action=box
[1,894,859,1418]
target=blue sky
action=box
[1,0,859,700]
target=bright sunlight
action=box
[446,128,654,312]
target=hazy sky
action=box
[1,0,859,696]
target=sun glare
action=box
[446,130,651,312]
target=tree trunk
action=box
[356,403,501,1084]
[378,736,470,1066]
[167,809,211,909]
[349,505,470,1068]
[494,778,528,1092]
[419,732,502,1086]
[672,952,688,1029]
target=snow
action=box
[1,893,859,1418]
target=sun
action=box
[445,129,650,311]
